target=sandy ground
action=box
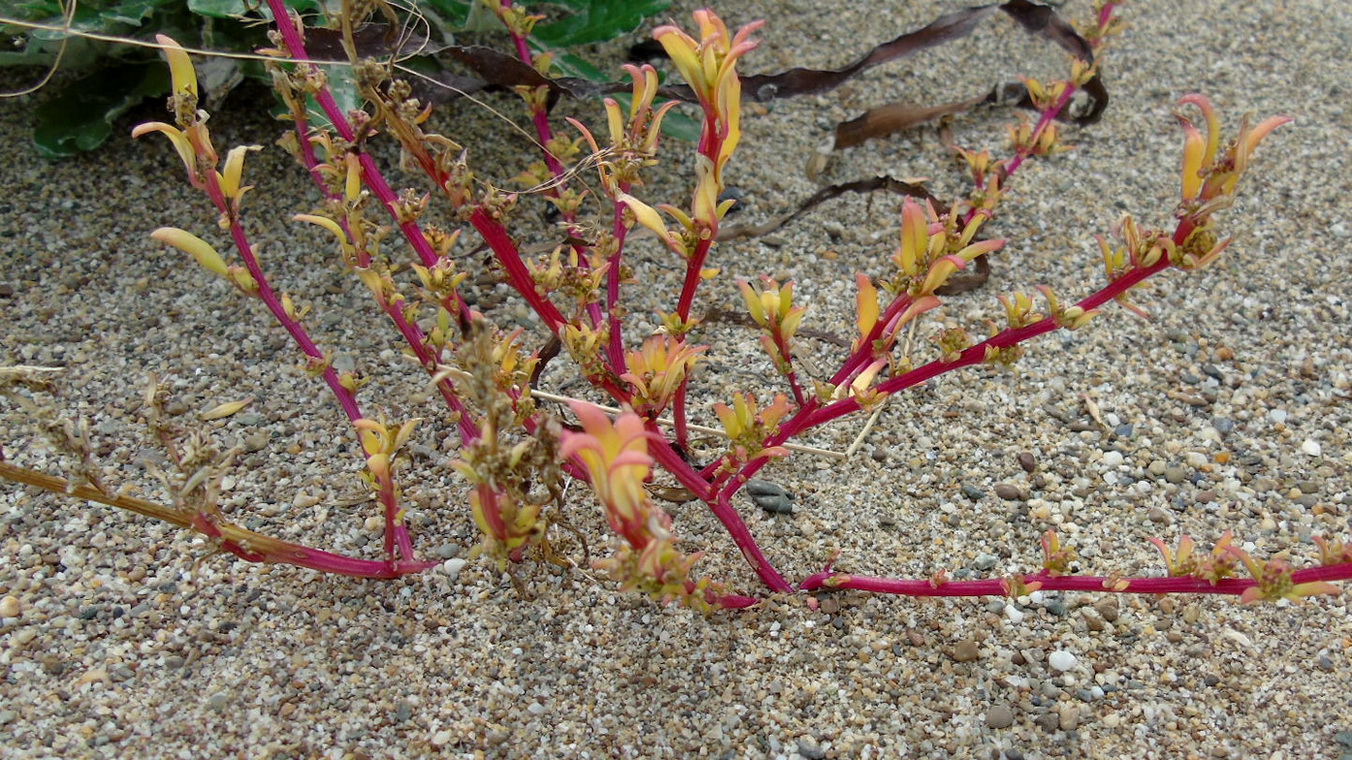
[2,1,1351,757]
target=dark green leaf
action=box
[33,61,170,158]
[533,0,669,47]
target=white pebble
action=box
[441,558,468,582]
[1269,409,1288,424]
[1101,451,1124,467]
[1004,604,1025,624]
[1301,440,1322,457]
[1048,650,1078,672]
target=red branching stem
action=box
[829,292,915,387]
[280,120,482,447]
[799,563,1352,597]
[0,461,435,578]
[606,195,632,370]
[645,433,793,593]
[965,4,1119,226]
[770,333,808,407]
[263,0,469,323]
[675,236,714,322]
[1001,85,1076,181]
[468,208,569,332]
[801,254,1172,431]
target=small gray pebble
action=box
[432,543,462,559]
[961,484,986,501]
[796,740,826,760]
[746,479,794,514]
[986,705,1015,729]
[1035,712,1061,732]
[975,554,999,571]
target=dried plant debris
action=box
[340,1,1106,129]
[717,177,991,294]
[718,176,942,242]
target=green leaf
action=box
[187,0,248,18]
[533,0,670,47]
[550,52,609,82]
[609,92,701,143]
[415,0,475,29]
[33,61,170,158]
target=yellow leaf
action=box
[199,396,254,421]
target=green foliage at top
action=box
[3,0,670,157]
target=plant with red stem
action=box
[4,1,1348,612]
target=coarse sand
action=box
[2,1,1351,757]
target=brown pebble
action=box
[1017,452,1037,473]
[994,483,1023,501]
[1082,609,1106,632]
[0,596,20,618]
[1094,597,1120,622]
[907,630,925,647]
[1058,703,1079,731]
[952,640,980,662]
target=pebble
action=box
[1101,451,1124,467]
[441,558,468,582]
[994,483,1023,500]
[0,595,20,618]
[1095,597,1121,622]
[952,640,981,662]
[1017,452,1037,473]
[974,553,999,571]
[797,740,826,760]
[1048,650,1077,672]
[961,484,986,501]
[1058,703,1080,731]
[745,479,795,514]
[432,543,462,559]
[1301,440,1322,457]
[986,705,1015,729]
[1035,712,1061,732]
